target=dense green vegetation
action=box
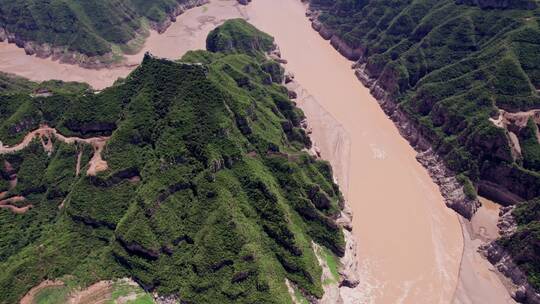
[0,0,199,58]
[0,20,344,303]
[206,19,276,57]
[522,118,540,171]
[310,0,540,293]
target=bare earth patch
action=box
[19,280,65,304]
[67,281,113,304]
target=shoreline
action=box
[453,199,517,304]
[0,0,247,89]
[0,0,521,302]
[246,0,466,302]
[285,78,359,303]
[303,2,524,303]
[0,0,210,69]
[306,9,480,220]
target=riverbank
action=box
[454,198,516,304]
[301,1,518,303]
[0,0,210,69]
[0,0,247,89]
[0,0,516,302]
[245,1,465,302]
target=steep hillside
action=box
[0,20,345,303]
[308,0,540,301]
[0,0,208,66]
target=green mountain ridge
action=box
[0,19,344,303]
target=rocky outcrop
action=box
[306,0,540,219]
[482,242,540,303]
[279,54,360,303]
[237,0,252,5]
[480,206,540,304]
[497,206,517,237]
[354,64,481,218]
[309,20,363,61]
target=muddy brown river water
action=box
[0,0,514,303]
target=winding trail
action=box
[0,125,109,176]
[0,125,109,214]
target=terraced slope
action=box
[0,20,344,303]
[0,0,207,66]
[308,0,540,300]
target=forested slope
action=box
[308,0,540,300]
[0,0,207,66]
[0,20,344,303]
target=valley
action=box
[0,0,538,303]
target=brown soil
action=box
[20,280,115,304]
[490,109,540,158]
[0,158,32,213]
[0,193,32,214]
[67,281,113,304]
[19,280,65,304]
[0,204,33,214]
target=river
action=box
[0,0,513,303]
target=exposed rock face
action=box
[481,207,540,304]
[237,0,252,5]
[0,28,7,41]
[287,65,360,303]
[482,242,540,304]
[497,206,517,237]
[354,64,480,218]
[154,295,179,304]
[308,1,540,218]
[310,21,364,61]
